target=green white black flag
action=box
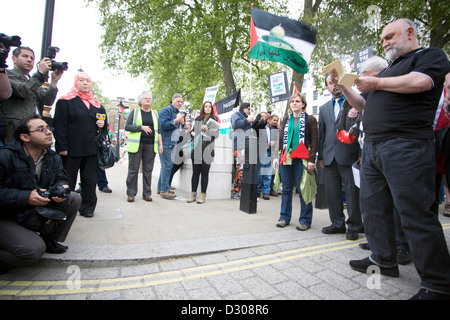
[250,8,317,74]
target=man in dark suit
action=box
[318,74,362,240]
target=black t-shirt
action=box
[140,109,155,144]
[363,47,450,141]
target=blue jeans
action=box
[279,159,313,227]
[97,166,108,189]
[158,145,174,193]
[258,152,272,195]
[361,138,450,294]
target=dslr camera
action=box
[0,33,21,68]
[38,185,70,199]
[46,46,68,71]
[0,33,22,48]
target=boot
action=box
[187,192,197,203]
[197,192,206,204]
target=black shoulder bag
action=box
[97,130,118,169]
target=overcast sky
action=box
[2,0,148,101]
[3,0,307,106]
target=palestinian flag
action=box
[250,7,317,74]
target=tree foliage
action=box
[88,0,287,111]
[88,0,449,111]
[320,0,449,54]
[287,0,449,97]
[92,80,111,111]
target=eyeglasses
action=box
[29,126,54,134]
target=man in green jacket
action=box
[0,46,63,143]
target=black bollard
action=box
[314,160,328,209]
[240,135,258,214]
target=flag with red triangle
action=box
[212,104,221,123]
[250,7,317,74]
[290,141,309,159]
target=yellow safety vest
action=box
[126,108,159,154]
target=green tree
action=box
[91,81,111,112]
[88,0,287,111]
[318,0,449,55]
[89,0,448,112]
[360,0,449,52]
[291,0,449,100]
[289,0,322,112]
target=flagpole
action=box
[249,3,254,110]
[249,59,252,109]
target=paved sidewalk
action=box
[41,162,339,266]
[40,162,450,269]
[1,162,449,301]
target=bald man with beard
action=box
[334,18,450,300]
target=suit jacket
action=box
[318,98,360,166]
[53,96,107,157]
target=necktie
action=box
[334,98,342,120]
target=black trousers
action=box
[191,161,212,193]
[0,192,80,270]
[62,155,98,215]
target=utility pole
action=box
[40,0,55,60]
[39,0,55,123]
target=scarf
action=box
[281,112,309,164]
[58,72,101,108]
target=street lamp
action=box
[366,5,382,32]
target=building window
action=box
[313,91,318,101]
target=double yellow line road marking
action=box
[1,223,449,297]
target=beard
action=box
[385,45,398,61]
[384,32,411,61]
[332,87,343,97]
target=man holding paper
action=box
[331,18,450,300]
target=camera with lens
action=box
[46,46,68,71]
[0,33,22,48]
[0,33,21,68]
[38,185,70,199]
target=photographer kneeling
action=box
[0,114,80,274]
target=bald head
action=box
[381,19,420,61]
